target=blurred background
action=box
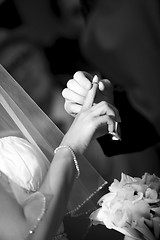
[0,1,160,240]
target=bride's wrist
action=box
[60,137,85,155]
[54,145,80,179]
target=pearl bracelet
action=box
[54,145,80,179]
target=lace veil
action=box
[0,64,107,216]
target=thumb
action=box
[99,79,114,104]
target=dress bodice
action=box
[0,136,49,191]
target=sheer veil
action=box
[0,64,107,216]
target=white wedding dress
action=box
[0,136,68,240]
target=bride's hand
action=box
[61,76,117,154]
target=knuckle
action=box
[61,88,66,97]
[73,71,81,79]
[101,101,109,107]
[61,88,68,97]
[64,101,73,115]
[67,79,73,88]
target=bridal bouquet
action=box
[90,173,160,240]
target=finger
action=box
[90,101,121,138]
[98,79,112,92]
[108,122,121,141]
[62,88,84,105]
[98,79,114,104]
[87,98,121,139]
[67,79,88,97]
[73,71,92,90]
[93,107,121,140]
[91,101,121,122]
[93,102,114,116]
[107,104,121,122]
[93,114,114,130]
[64,101,82,116]
[92,106,114,126]
[81,75,99,111]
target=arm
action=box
[0,145,77,240]
[0,146,77,240]
[0,80,111,240]
[0,182,27,240]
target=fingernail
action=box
[109,122,121,141]
[92,75,99,84]
[112,132,121,141]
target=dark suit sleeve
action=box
[97,91,160,157]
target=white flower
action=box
[90,173,160,240]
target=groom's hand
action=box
[62,71,119,120]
